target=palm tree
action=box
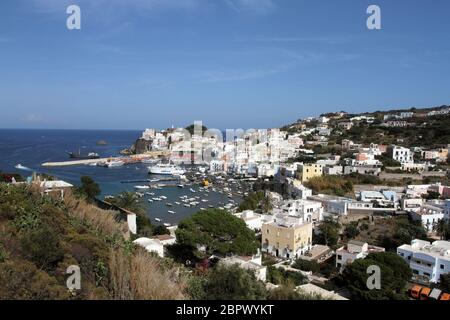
[435,219,449,240]
[115,192,144,214]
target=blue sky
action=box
[1,0,450,130]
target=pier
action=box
[42,158,116,167]
[41,151,170,167]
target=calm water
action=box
[0,129,239,225]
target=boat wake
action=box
[14,164,32,171]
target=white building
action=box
[235,210,268,231]
[401,198,423,212]
[220,254,267,282]
[388,145,414,164]
[397,239,450,283]
[133,234,176,258]
[336,240,385,272]
[274,199,324,224]
[410,203,445,232]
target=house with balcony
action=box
[397,239,450,284]
[409,203,445,232]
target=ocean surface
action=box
[0,129,240,226]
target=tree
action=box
[202,264,267,300]
[176,209,259,256]
[315,217,341,247]
[378,218,428,251]
[237,191,271,213]
[344,223,360,239]
[77,176,100,201]
[339,252,411,300]
[267,266,307,286]
[439,273,450,292]
[108,191,152,236]
[111,192,144,214]
[435,220,450,240]
[292,259,320,273]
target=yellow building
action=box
[262,219,312,259]
[297,163,323,183]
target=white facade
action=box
[389,145,414,164]
[336,240,385,272]
[220,255,267,282]
[397,239,450,283]
[410,204,445,232]
[275,199,324,224]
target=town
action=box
[16,104,448,301]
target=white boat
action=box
[14,164,30,171]
[99,160,124,168]
[148,163,185,175]
[163,223,171,227]
[166,203,173,207]
[148,199,154,203]
[142,158,160,164]
[175,202,181,205]
[190,188,196,193]
[168,210,175,214]
[134,185,150,190]
[154,218,161,222]
[160,196,167,200]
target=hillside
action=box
[0,183,188,300]
[284,104,450,149]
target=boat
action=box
[175,202,181,205]
[14,164,30,171]
[168,210,175,214]
[177,184,184,188]
[160,196,167,200]
[134,185,150,190]
[148,163,186,176]
[148,199,154,203]
[67,150,100,159]
[98,160,124,168]
[163,223,171,227]
[166,203,173,207]
[142,158,160,164]
[154,218,161,222]
[190,188,196,193]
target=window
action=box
[441,264,445,270]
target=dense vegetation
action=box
[314,217,341,248]
[0,183,187,300]
[339,252,412,300]
[175,209,259,257]
[237,191,272,213]
[267,266,308,286]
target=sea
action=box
[0,129,240,226]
